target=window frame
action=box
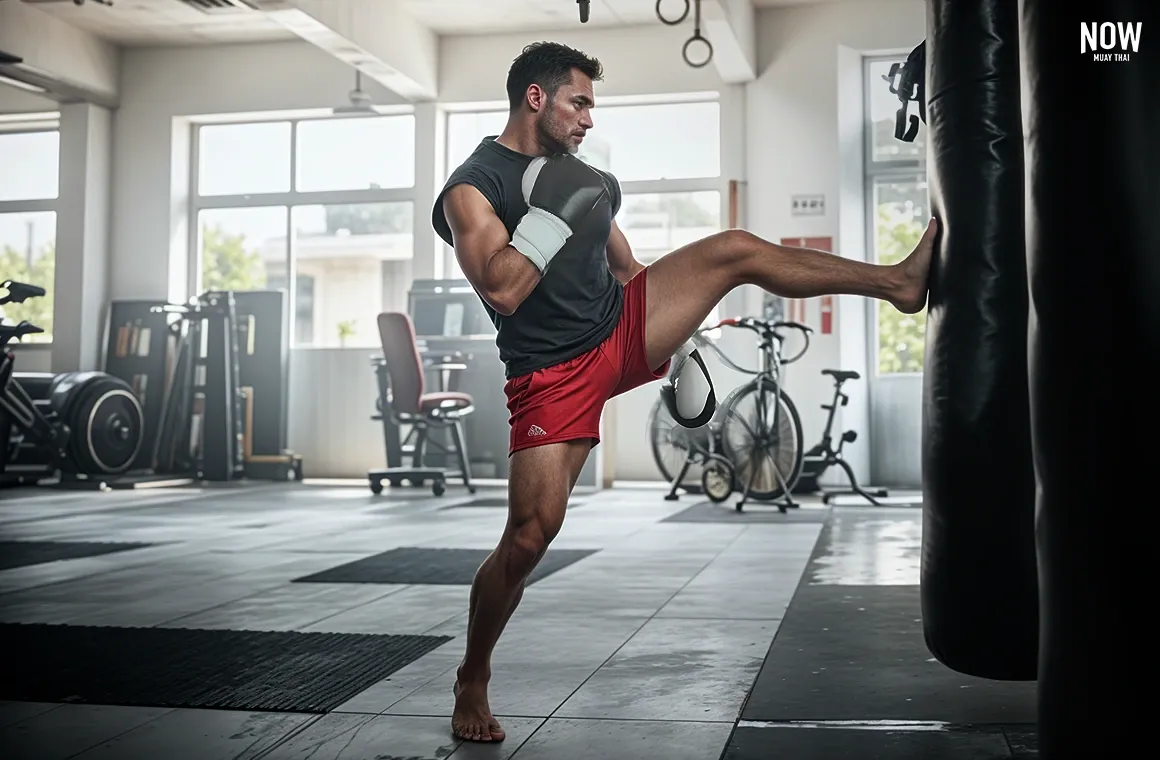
[441,94,723,279]
[0,114,62,348]
[863,55,927,377]
[188,111,417,348]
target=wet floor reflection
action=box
[808,508,922,585]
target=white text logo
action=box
[1081,21,1142,62]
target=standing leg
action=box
[642,221,937,369]
[452,439,592,742]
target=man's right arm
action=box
[442,184,542,317]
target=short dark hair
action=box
[506,41,603,112]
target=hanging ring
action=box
[656,0,690,25]
[683,33,714,68]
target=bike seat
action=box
[1,281,46,305]
[822,369,861,383]
[0,321,44,344]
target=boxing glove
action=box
[659,339,717,428]
[512,154,609,272]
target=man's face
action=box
[534,69,595,154]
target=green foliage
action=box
[621,194,717,227]
[201,223,267,292]
[336,319,356,347]
[876,204,926,373]
[325,203,412,235]
[0,242,55,342]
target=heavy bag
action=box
[919,0,1038,680]
[1020,0,1157,754]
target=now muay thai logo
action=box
[1080,21,1142,62]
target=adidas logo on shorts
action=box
[527,425,547,437]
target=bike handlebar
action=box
[696,316,813,367]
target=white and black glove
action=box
[512,154,609,273]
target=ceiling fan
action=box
[333,70,378,117]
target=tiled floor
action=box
[0,481,831,759]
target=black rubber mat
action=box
[292,546,598,586]
[740,535,1037,724]
[0,540,153,571]
[661,502,830,523]
[723,722,1036,759]
[0,623,452,713]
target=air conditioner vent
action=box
[176,0,258,15]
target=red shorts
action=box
[504,268,670,455]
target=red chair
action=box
[367,312,477,496]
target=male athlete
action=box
[431,41,936,742]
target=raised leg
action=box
[643,221,937,370]
[451,439,591,743]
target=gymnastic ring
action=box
[656,0,690,25]
[683,34,714,68]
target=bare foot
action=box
[451,677,505,743]
[892,217,938,314]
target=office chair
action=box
[368,311,477,496]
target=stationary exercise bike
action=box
[793,369,888,505]
[1,280,145,483]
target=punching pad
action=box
[920,0,1038,680]
[1020,1,1157,754]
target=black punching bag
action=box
[919,0,1038,680]
[1021,1,1157,755]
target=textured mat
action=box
[661,502,830,523]
[740,520,1037,724]
[292,546,598,586]
[0,540,153,571]
[0,623,451,713]
[723,723,1037,759]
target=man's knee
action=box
[501,516,560,580]
[704,229,757,278]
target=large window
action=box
[0,118,59,344]
[444,98,722,327]
[865,58,927,374]
[191,113,416,348]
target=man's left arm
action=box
[606,220,646,285]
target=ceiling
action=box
[22,0,298,46]
[15,0,840,46]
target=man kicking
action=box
[431,41,936,743]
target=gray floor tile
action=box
[0,704,172,760]
[166,584,401,631]
[255,713,541,759]
[555,618,777,722]
[68,708,310,760]
[386,662,602,719]
[333,645,462,714]
[509,718,733,759]
[302,585,470,635]
[0,701,60,728]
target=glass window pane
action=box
[0,131,59,201]
[619,190,720,262]
[868,59,925,163]
[197,206,287,296]
[621,190,721,327]
[873,176,929,374]
[447,111,509,177]
[290,202,414,348]
[296,116,416,192]
[0,211,56,343]
[197,122,291,196]
[582,101,720,181]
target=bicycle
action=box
[648,316,811,512]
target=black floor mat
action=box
[0,540,153,571]
[662,502,830,523]
[723,723,1036,759]
[292,546,598,586]
[0,623,452,713]
[740,529,1037,724]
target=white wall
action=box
[745,0,925,486]
[0,87,58,114]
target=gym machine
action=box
[1,281,145,487]
[793,369,889,505]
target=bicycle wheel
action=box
[719,379,805,501]
[648,395,705,485]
